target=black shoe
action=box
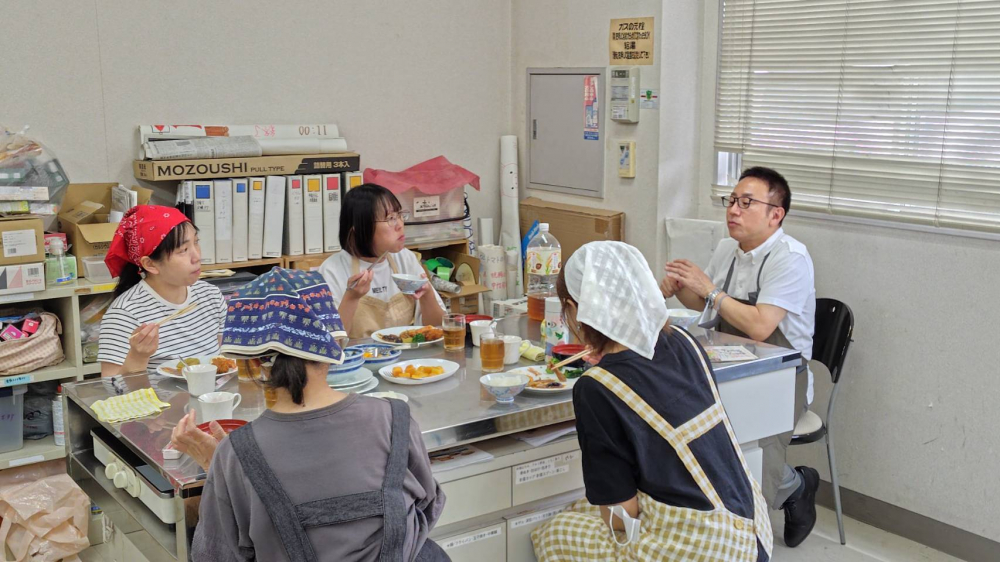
[783,466,820,547]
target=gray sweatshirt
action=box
[191,394,446,561]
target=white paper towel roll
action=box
[505,249,520,299]
[499,135,524,297]
[478,244,508,312]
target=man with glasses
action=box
[661,166,819,548]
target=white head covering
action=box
[563,241,668,360]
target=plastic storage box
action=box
[0,385,28,453]
[81,254,114,283]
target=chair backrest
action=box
[812,298,854,384]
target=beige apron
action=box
[532,328,773,562]
[348,255,417,339]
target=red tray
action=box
[198,419,247,435]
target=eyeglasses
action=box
[376,211,411,228]
[721,195,780,210]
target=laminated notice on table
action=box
[441,525,503,550]
[514,451,580,485]
[508,506,570,529]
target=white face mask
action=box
[608,505,641,546]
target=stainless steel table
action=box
[63,320,800,561]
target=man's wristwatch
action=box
[706,288,723,310]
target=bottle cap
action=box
[539,223,549,231]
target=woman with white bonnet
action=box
[531,241,772,562]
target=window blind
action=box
[715,0,1000,232]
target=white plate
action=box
[327,367,374,388]
[342,377,379,394]
[378,359,460,386]
[508,366,579,394]
[156,357,238,380]
[371,326,444,348]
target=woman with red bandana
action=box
[98,205,226,377]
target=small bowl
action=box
[328,349,366,374]
[391,273,428,294]
[667,308,701,329]
[480,373,530,403]
[463,315,492,332]
[551,343,591,379]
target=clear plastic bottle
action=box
[525,224,561,321]
[45,238,76,286]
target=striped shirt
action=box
[98,280,227,370]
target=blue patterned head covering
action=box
[220,268,346,364]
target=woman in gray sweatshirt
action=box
[177,268,448,561]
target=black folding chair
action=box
[791,298,854,545]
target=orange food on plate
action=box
[211,357,237,373]
[391,364,445,380]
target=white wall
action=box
[510,0,663,263]
[1,0,511,227]
[656,0,705,268]
[697,3,1000,543]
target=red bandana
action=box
[105,205,190,278]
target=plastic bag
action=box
[364,156,480,224]
[0,126,70,231]
[21,395,52,441]
[0,473,89,562]
[363,155,480,195]
[79,293,115,344]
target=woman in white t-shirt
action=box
[318,184,445,338]
[98,205,226,377]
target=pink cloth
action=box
[363,156,480,195]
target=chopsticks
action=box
[549,348,593,382]
[130,303,198,341]
[348,251,390,290]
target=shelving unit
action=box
[281,238,471,271]
[0,279,114,470]
[0,435,65,470]
[202,257,283,272]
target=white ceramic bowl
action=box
[391,273,427,294]
[668,308,701,328]
[479,373,530,403]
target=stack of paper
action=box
[511,421,578,448]
[429,445,494,473]
[705,346,758,362]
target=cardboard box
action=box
[58,183,153,274]
[133,153,361,181]
[519,197,625,260]
[426,251,490,315]
[284,253,332,272]
[440,283,490,315]
[0,262,45,296]
[0,216,45,266]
